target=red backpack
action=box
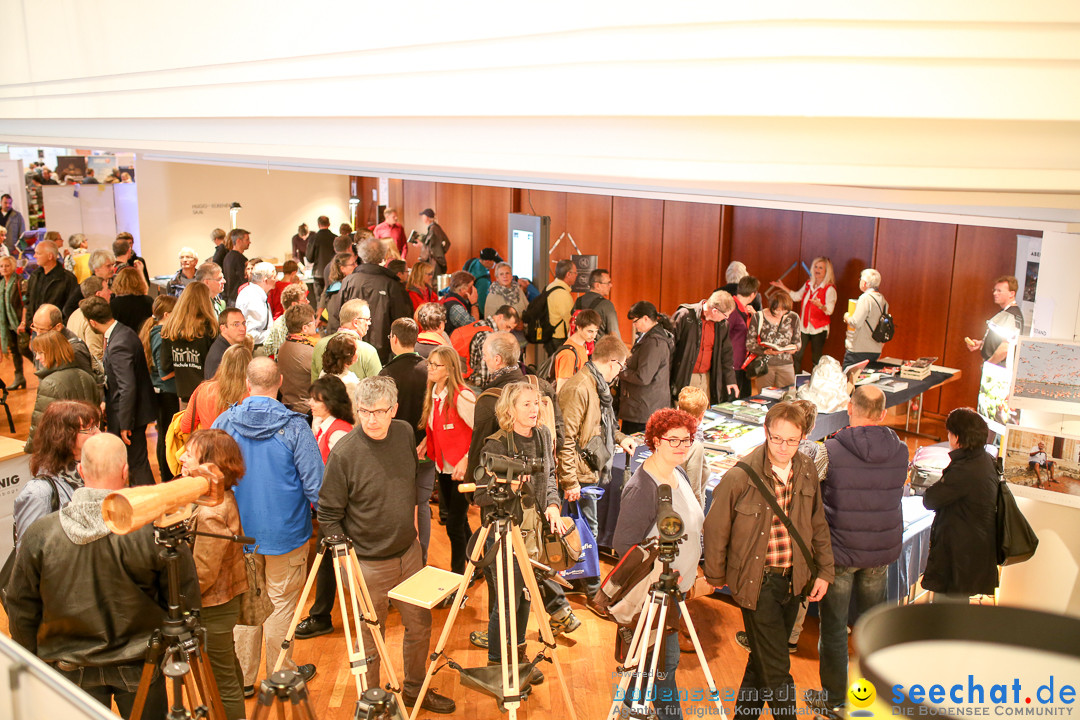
[450,320,493,377]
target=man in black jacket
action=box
[338,237,411,363]
[6,432,200,718]
[671,289,739,404]
[82,297,157,486]
[416,208,451,276]
[23,239,78,326]
[222,228,251,305]
[305,215,337,300]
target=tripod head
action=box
[354,687,405,720]
[470,450,541,522]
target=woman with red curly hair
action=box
[611,407,704,718]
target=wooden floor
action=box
[0,359,949,719]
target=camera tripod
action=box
[275,537,406,719]
[249,669,319,720]
[131,521,241,720]
[605,539,727,720]
[407,471,578,720]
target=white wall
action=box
[134,159,349,277]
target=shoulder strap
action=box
[49,476,62,513]
[734,460,817,577]
[864,293,888,330]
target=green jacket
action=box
[25,362,101,453]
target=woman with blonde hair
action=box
[770,256,836,371]
[161,282,219,404]
[406,261,438,312]
[109,265,153,332]
[139,294,179,480]
[181,345,252,433]
[24,331,100,452]
[419,346,476,574]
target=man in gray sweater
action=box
[317,376,455,715]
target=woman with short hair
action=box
[24,331,100,453]
[320,334,361,413]
[922,408,999,603]
[484,262,528,319]
[745,293,802,390]
[843,268,888,367]
[13,400,100,548]
[109,266,154,333]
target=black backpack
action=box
[867,294,895,343]
[522,285,570,346]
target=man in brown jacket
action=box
[704,401,834,719]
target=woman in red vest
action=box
[419,345,476,574]
[309,375,355,463]
[770,256,836,372]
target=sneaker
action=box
[469,630,489,649]
[735,631,751,652]
[294,616,333,640]
[404,689,456,714]
[549,608,581,636]
[243,685,255,699]
[806,692,842,720]
[788,641,798,654]
[297,664,317,682]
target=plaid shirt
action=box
[764,467,794,569]
[469,326,494,386]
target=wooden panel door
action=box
[357,176,379,230]
[470,185,513,263]
[402,181,436,240]
[610,197,664,346]
[874,219,958,412]
[435,183,473,273]
[938,225,1027,415]
[659,201,722,316]
[800,212,877,364]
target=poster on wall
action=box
[56,156,86,183]
[86,155,117,181]
[1002,425,1080,508]
[1015,234,1040,334]
[1008,337,1080,415]
[977,361,1019,435]
[571,254,598,293]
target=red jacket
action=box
[799,282,834,331]
[316,418,353,463]
[426,389,472,469]
[372,221,407,255]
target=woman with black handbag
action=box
[746,293,802,390]
[611,408,704,719]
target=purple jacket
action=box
[822,425,909,568]
[728,300,751,369]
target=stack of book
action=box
[875,377,910,393]
[759,387,786,399]
[733,406,768,425]
[900,356,937,381]
[713,402,741,417]
[704,450,739,477]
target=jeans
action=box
[537,575,571,615]
[202,595,246,720]
[792,331,827,373]
[841,351,880,369]
[818,565,888,707]
[735,571,801,719]
[623,631,683,719]
[438,471,472,574]
[416,462,436,565]
[483,533,531,663]
[56,662,166,719]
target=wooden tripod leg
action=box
[273,548,325,673]
[509,524,578,720]
[679,599,728,720]
[407,522,492,720]
[333,547,367,699]
[347,548,405,709]
[188,650,228,720]
[129,631,163,720]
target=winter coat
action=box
[557,367,627,493]
[703,443,835,610]
[671,302,736,404]
[337,263,412,362]
[25,362,101,452]
[6,487,200,665]
[822,424,909,568]
[922,447,1000,596]
[619,323,675,423]
[212,396,324,556]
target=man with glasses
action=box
[204,307,249,379]
[23,240,79,329]
[29,303,102,385]
[704,402,834,720]
[213,357,323,691]
[311,298,382,381]
[571,268,620,340]
[671,289,740,405]
[195,261,227,315]
[317,376,456,714]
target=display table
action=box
[0,435,33,561]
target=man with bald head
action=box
[212,357,323,688]
[22,239,78,328]
[29,303,102,383]
[805,384,909,718]
[6,432,199,719]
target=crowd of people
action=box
[0,217,1007,720]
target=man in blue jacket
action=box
[807,385,909,719]
[213,357,324,692]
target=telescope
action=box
[102,464,225,535]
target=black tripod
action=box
[131,520,251,720]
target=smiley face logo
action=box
[849,678,877,712]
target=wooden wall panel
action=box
[387,179,404,220]
[938,226,1027,415]
[874,219,958,412]
[517,190,566,285]
[800,212,877,364]
[610,197,664,346]
[358,176,379,229]
[659,201,722,317]
[716,205,734,289]
[435,183,473,272]
[565,192,613,289]
[470,185,513,262]
[729,206,803,296]
[402,181,436,240]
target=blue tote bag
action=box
[559,496,602,582]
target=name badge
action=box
[444,423,455,430]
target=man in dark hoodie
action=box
[6,433,200,718]
[337,237,411,362]
[806,385,908,719]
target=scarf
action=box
[585,360,617,480]
[488,280,522,310]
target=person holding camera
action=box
[612,408,705,719]
[475,381,563,685]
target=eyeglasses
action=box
[357,317,371,323]
[613,359,626,371]
[659,436,694,448]
[767,433,802,448]
[428,362,446,369]
[226,320,246,329]
[358,406,393,419]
